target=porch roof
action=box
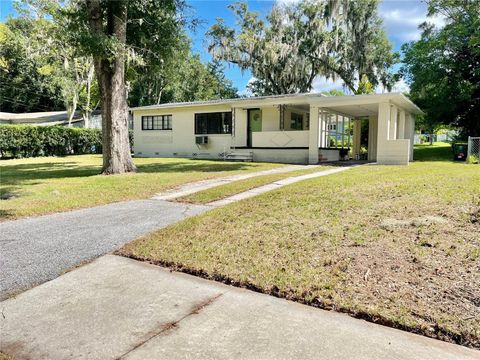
[130,92,423,116]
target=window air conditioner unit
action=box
[196,136,208,145]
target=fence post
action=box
[467,136,471,161]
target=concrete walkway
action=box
[1,255,477,360]
[207,166,355,207]
[151,164,317,200]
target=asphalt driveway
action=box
[0,200,208,300]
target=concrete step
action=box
[225,151,253,162]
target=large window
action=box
[195,112,232,134]
[290,112,304,130]
[142,115,172,130]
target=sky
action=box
[0,0,444,94]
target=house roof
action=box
[129,92,325,111]
[130,92,423,115]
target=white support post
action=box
[398,109,406,140]
[335,114,338,147]
[404,112,415,161]
[368,115,378,161]
[377,102,391,150]
[309,106,320,164]
[389,105,398,140]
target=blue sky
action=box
[1,0,443,93]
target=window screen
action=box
[141,115,172,130]
[195,112,232,134]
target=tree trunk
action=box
[83,63,95,128]
[87,0,136,174]
[67,92,77,127]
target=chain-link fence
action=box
[467,137,480,164]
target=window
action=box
[142,115,172,130]
[195,112,232,134]
[290,113,303,130]
[328,124,337,131]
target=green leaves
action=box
[207,0,397,95]
[401,0,480,137]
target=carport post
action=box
[309,105,320,164]
[398,110,406,139]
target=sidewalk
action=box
[1,255,476,360]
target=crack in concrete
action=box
[115,293,224,359]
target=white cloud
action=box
[379,1,445,43]
[391,78,410,93]
[311,76,345,94]
[238,77,256,97]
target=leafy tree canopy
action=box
[207,0,398,95]
[1,0,238,114]
[401,0,480,137]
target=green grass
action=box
[0,155,283,220]
[414,141,453,161]
[120,151,480,347]
[177,166,333,204]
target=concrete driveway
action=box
[1,255,477,360]
[0,200,208,300]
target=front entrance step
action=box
[225,151,253,162]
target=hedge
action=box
[0,124,133,159]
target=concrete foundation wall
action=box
[252,149,309,164]
[252,131,309,147]
[319,149,340,162]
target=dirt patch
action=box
[0,352,15,360]
[380,216,448,231]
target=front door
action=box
[247,109,262,147]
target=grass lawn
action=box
[120,143,480,348]
[177,166,333,204]
[0,155,283,220]
[414,141,454,161]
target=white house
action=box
[130,93,422,165]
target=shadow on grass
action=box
[0,208,15,220]
[413,143,454,162]
[0,158,263,187]
[1,162,100,186]
[136,161,263,174]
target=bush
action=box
[0,125,103,158]
[467,154,479,164]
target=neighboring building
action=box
[0,111,85,127]
[130,92,422,165]
[0,110,133,129]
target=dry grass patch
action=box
[120,159,480,348]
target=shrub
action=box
[467,154,479,164]
[0,125,103,158]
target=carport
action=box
[308,93,423,165]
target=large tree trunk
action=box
[87,0,136,174]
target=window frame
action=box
[194,111,232,135]
[141,115,173,131]
[290,112,304,130]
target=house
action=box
[0,110,132,129]
[0,111,86,127]
[130,93,422,165]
